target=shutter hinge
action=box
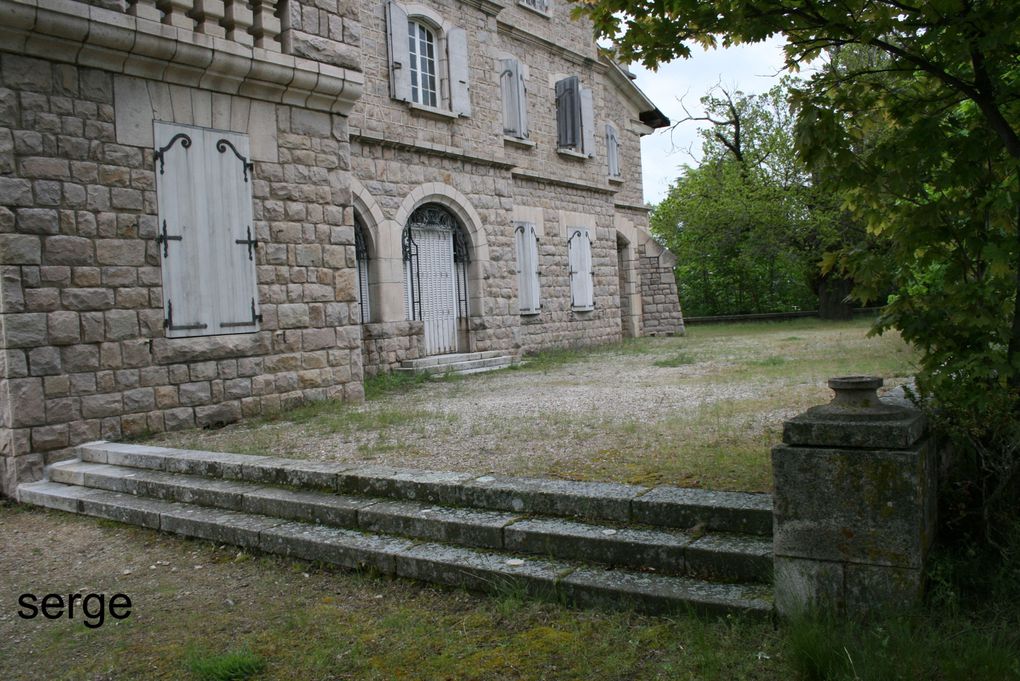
[164,300,207,332]
[154,133,192,175]
[156,219,182,258]
[234,225,259,260]
[215,138,254,182]
[221,298,263,329]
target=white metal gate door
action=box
[407,226,459,355]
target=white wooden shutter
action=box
[514,222,540,315]
[156,123,208,336]
[568,227,594,311]
[155,123,259,338]
[580,86,595,157]
[207,129,259,333]
[447,27,471,117]
[606,123,620,177]
[386,1,411,102]
[501,59,529,138]
[555,77,580,150]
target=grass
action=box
[143,317,917,492]
[5,507,1016,680]
[186,648,266,681]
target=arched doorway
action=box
[403,204,470,355]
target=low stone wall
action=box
[361,321,424,376]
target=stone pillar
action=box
[772,376,937,617]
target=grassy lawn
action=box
[145,317,917,492]
[2,505,1017,681]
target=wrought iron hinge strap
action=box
[234,225,258,260]
[216,138,254,182]
[154,133,192,175]
[156,219,182,258]
[164,300,207,332]
[221,298,263,329]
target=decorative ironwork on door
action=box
[403,204,470,354]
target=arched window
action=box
[407,20,438,108]
[354,213,371,324]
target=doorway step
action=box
[396,351,516,376]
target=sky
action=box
[634,38,790,205]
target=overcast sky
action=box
[634,38,790,205]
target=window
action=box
[408,20,438,108]
[386,1,471,116]
[555,76,595,157]
[154,122,260,338]
[519,0,550,14]
[567,227,594,311]
[355,214,371,324]
[514,222,540,314]
[606,123,621,179]
[500,58,529,139]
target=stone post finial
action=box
[827,375,883,408]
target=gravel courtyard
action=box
[145,318,917,492]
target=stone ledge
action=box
[74,441,774,533]
[0,0,364,114]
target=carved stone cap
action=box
[782,375,927,449]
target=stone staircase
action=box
[396,351,516,376]
[17,442,775,617]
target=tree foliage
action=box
[651,82,842,316]
[577,0,1020,544]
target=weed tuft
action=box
[185,647,266,681]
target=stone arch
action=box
[350,177,406,323]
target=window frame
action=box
[407,19,439,108]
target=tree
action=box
[651,81,843,316]
[577,0,1020,544]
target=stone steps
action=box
[15,441,776,616]
[18,481,772,617]
[402,351,507,368]
[395,355,515,377]
[44,460,771,582]
[73,442,774,535]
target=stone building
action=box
[0,0,684,495]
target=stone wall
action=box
[639,246,685,337]
[0,50,363,496]
[361,320,424,376]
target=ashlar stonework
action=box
[0,0,684,496]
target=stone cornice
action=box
[351,128,516,169]
[462,0,505,17]
[511,167,614,194]
[495,20,604,70]
[0,0,364,115]
[614,201,652,213]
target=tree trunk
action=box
[818,275,854,320]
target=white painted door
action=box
[407,226,459,355]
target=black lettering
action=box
[40,594,64,619]
[67,593,82,619]
[17,593,38,619]
[81,593,105,629]
[108,594,132,620]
